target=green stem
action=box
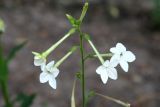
[0,81,12,107]
[87,39,104,64]
[54,46,78,68]
[43,28,76,57]
[77,2,88,107]
[79,29,86,107]
[84,53,112,61]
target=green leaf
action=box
[0,55,8,81]
[7,41,27,63]
[66,14,79,27]
[16,93,36,107]
[79,3,89,22]
[95,93,130,107]
[0,18,5,34]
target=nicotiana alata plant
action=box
[33,2,135,107]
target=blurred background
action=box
[0,0,160,107]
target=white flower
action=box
[40,61,59,89]
[32,52,46,67]
[110,43,136,72]
[96,60,118,84]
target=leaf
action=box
[66,14,79,27]
[0,18,5,34]
[71,79,77,107]
[0,38,8,81]
[7,41,27,63]
[95,92,130,107]
[0,55,8,81]
[16,93,36,107]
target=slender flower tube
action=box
[93,53,113,58]
[54,46,78,68]
[85,34,104,64]
[43,28,76,57]
[32,28,76,68]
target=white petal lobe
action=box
[107,68,118,80]
[46,61,55,71]
[123,51,136,62]
[116,43,126,52]
[100,71,108,84]
[96,66,106,74]
[49,78,57,89]
[53,68,60,78]
[120,60,129,72]
[40,72,49,83]
[110,47,119,54]
[110,60,119,68]
[103,60,109,67]
[110,54,120,63]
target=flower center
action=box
[120,53,123,57]
[47,70,52,74]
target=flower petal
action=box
[107,67,118,80]
[40,63,46,72]
[49,78,57,89]
[110,54,120,63]
[46,61,55,71]
[100,71,108,84]
[116,43,126,53]
[39,72,49,83]
[52,68,60,78]
[34,56,46,66]
[110,47,120,54]
[96,66,106,75]
[96,65,108,84]
[122,51,136,62]
[120,60,129,72]
[110,60,119,68]
[103,60,109,67]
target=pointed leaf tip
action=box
[71,79,77,107]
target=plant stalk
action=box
[77,2,88,107]
[79,30,86,107]
[0,81,12,107]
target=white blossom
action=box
[96,60,118,84]
[110,43,136,72]
[32,52,46,68]
[40,61,59,89]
